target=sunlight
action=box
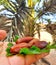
[34,30,53,44]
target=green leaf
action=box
[0,0,16,13]
[30,46,41,51]
[41,49,50,53]
[6,53,13,57]
[7,42,13,47]
[20,48,41,55]
[6,42,13,56]
[6,47,11,53]
[20,48,32,54]
[20,46,42,55]
[33,0,40,3]
[6,42,56,56]
[13,35,20,42]
[46,42,56,49]
[31,50,41,54]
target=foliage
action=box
[6,42,13,56]
[0,0,56,41]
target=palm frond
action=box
[0,8,6,12]
[0,16,12,32]
[36,0,56,17]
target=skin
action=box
[0,30,48,65]
[0,30,7,40]
[0,42,48,65]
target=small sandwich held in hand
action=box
[6,35,56,56]
[0,32,56,65]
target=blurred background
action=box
[0,0,56,65]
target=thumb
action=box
[0,30,7,40]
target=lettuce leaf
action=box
[20,42,56,55]
[20,47,41,54]
[6,42,13,56]
[6,42,56,56]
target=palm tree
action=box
[0,0,56,39]
[0,0,38,41]
[36,0,56,18]
[0,0,56,65]
[35,0,56,42]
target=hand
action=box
[8,53,48,65]
[0,30,7,40]
[0,42,48,65]
[0,31,48,65]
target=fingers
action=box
[35,53,48,61]
[0,57,10,65]
[8,55,25,65]
[0,42,48,65]
[0,42,4,54]
[8,55,36,65]
[25,55,37,65]
[0,42,8,56]
[0,30,7,40]
[25,53,48,65]
[0,54,48,65]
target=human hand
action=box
[8,53,48,65]
[0,31,48,65]
[0,30,7,40]
[0,42,48,65]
